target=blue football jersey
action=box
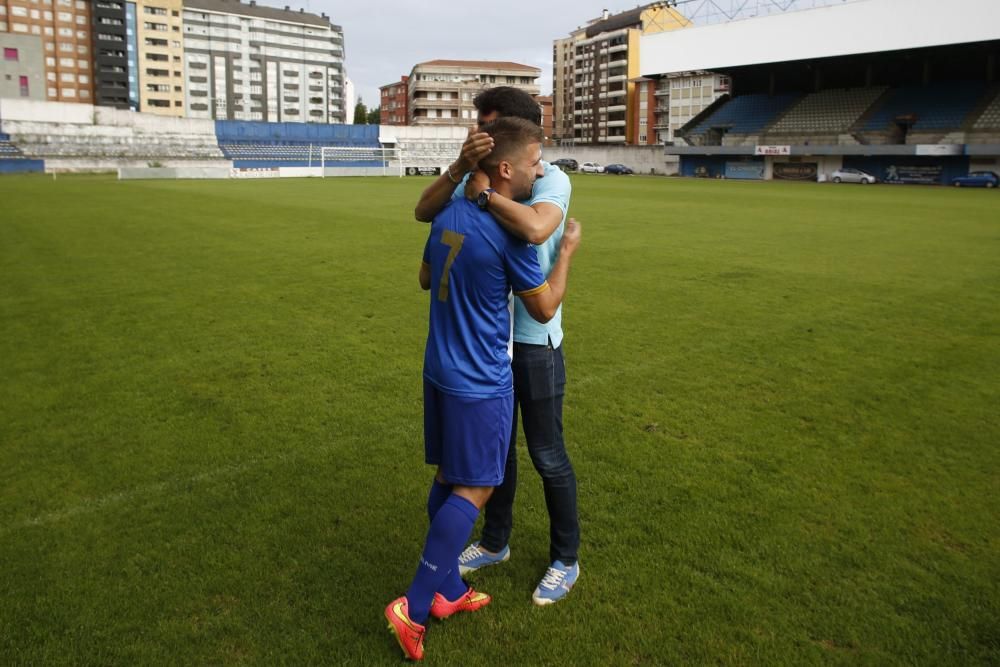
[422,198,548,398]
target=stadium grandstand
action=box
[0,98,465,178]
[642,0,1000,183]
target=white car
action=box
[831,167,877,184]
[579,162,605,173]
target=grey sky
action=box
[297,1,651,110]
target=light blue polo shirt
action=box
[452,161,572,347]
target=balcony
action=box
[603,135,626,143]
[411,80,465,91]
[607,104,626,113]
[411,98,460,109]
[607,120,626,128]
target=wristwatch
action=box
[476,188,495,210]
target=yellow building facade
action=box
[136,0,184,116]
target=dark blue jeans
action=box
[480,342,579,565]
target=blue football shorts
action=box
[423,379,513,487]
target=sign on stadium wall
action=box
[406,166,442,176]
[882,164,943,185]
[725,161,765,180]
[230,167,280,179]
[915,145,963,157]
[774,162,818,181]
[754,145,791,156]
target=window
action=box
[19,75,29,97]
[3,47,17,62]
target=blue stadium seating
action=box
[214,121,382,166]
[862,81,988,131]
[688,93,801,136]
[0,134,44,173]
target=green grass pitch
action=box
[1,173,998,665]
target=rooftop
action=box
[414,60,541,74]
[184,0,337,29]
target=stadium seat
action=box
[767,86,887,135]
[686,93,801,140]
[972,89,1000,129]
[861,81,988,132]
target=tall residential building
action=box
[379,76,408,126]
[0,32,45,100]
[136,0,183,115]
[552,30,583,144]
[653,71,730,143]
[0,0,94,103]
[537,94,553,146]
[408,60,540,126]
[182,0,346,123]
[556,3,690,144]
[91,0,130,109]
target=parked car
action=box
[580,162,605,173]
[831,167,877,184]
[604,163,634,175]
[551,158,578,171]
[951,171,998,188]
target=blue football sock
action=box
[426,479,452,522]
[438,566,469,602]
[405,494,480,624]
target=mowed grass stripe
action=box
[1,173,997,665]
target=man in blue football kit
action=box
[415,87,581,607]
[385,117,582,661]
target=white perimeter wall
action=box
[545,146,679,175]
[641,0,1000,76]
[0,98,217,136]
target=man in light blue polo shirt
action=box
[414,86,581,605]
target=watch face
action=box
[477,189,492,209]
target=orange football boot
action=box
[384,596,426,661]
[429,587,492,620]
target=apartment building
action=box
[90,0,129,109]
[537,94,553,146]
[136,0,183,115]
[0,0,94,103]
[552,30,583,144]
[556,3,690,144]
[182,0,346,123]
[408,60,540,126]
[654,71,730,143]
[379,75,407,126]
[0,32,44,99]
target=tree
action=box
[353,97,368,124]
[367,106,380,125]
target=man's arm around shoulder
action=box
[470,166,570,245]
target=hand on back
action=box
[561,218,581,255]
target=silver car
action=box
[831,167,877,184]
[579,162,605,173]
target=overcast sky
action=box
[295,1,652,110]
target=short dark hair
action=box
[477,117,544,171]
[473,86,541,125]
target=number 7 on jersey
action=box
[437,230,465,302]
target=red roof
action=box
[416,60,540,73]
